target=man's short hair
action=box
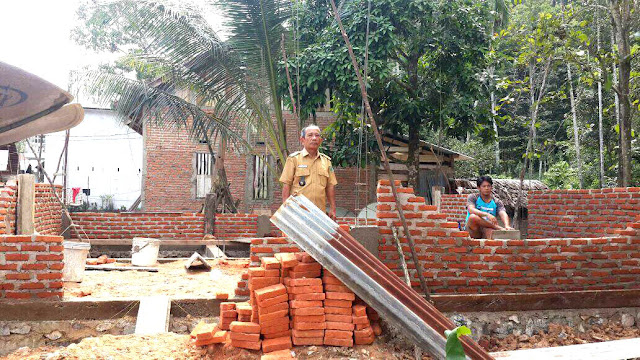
[301,124,321,138]
[477,175,493,187]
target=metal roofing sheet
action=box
[271,195,493,360]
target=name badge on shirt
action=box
[297,165,308,168]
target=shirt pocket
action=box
[295,167,310,187]
[317,167,329,187]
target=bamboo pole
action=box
[328,0,430,299]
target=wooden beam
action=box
[490,337,640,359]
[17,174,35,235]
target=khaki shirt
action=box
[279,148,338,211]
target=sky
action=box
[1,0,226,106]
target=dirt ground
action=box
[64,259,249,299]
[4,322,640,360]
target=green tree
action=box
[293,0,491,190]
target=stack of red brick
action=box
[211,251,382,356]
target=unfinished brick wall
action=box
[0,234,64,300]
[215,213,259,240]
[528,188,640,239]
[0,184,16,235]
[440,193,468,223]
[69,212,205,239]
[376,180,640,294]
[34,184,63,235]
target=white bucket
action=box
[62,241,91,282]
[131,237,160,267]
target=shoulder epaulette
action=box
[320,153,331,160]
[288,151,301,157]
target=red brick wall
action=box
[375,180,640,294]
[34,184,63,235]
[69,212,205,240]
[0,234,64,300]
[440,194,468,223]
[0,184,16,235]
[144,111,368,215]
[215,213,259,240]
[528,188,640,239]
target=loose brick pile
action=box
[199,251,381,357]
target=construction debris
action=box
[184,252,212,271]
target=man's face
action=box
[479,181,492,196]
[301,128,322,152]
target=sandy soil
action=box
[64,259,249,299]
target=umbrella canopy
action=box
[0,62,84,145]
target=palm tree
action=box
[86,0,293,192]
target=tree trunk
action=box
[491,90,500,171]
[609,0,633,186]
[596,16,605,188]
[566,63,584,188]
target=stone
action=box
[45,331,63,340]
[621,313,635,328]
[9,323,31,335]
[0,326,9,336]
[96,322,113,332]
[123,325,135,335]
[524,318,548,337]
[173,324,188,333]
[451,314,468,327]
[508,315,520,324]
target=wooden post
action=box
[17,174,35,235]
[431,186,444,212]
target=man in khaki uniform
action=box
[280,125,338,219]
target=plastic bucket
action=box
[62,241,91,282]
[131,237,160,267]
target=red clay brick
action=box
[289,300,323,308]
[230,331,260,342]
[289,270,322,279]
[290,308,325,316]
[220,302,237,310]
[230,321,260,334]
[249,267,266,277]
[292,329,324,338]
[292,336,324,346]
[262,330,292,339]
[286,277,322,287]
[259,311,289,325]
[292,322,326,330]
[325,314,352,323]
[325,292,356,301]
[262,336,292,353]
[255,284,287,303]
[323,284,351,292]
[353,315,370,325]
[287,285,323,294]
[259,302,289,314]
[290,293,325,301]
[259,294,289,308]
[261,323,290,335]
[221,310,238,318]
[324,299,352,308]
[326,322,355,331]
[325,307,352,315]
[325,329,353,339]
[261,257,281,269]
[230,339,262,350]
[292,315,325,323]
[322,276,344,285]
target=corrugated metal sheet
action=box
[271,195,494,360]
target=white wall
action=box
[29,108,143,209]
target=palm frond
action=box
[87,72,249,150]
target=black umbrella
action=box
[0,61,84,145]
